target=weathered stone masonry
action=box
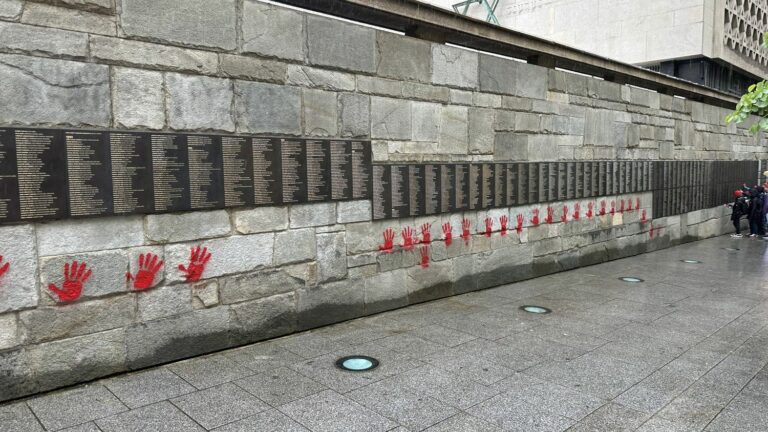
[0,0,765,402]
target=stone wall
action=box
[0,0,764,402]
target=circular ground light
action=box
[335,356,379,372]
[619,276,644,283]
[723,247,740,251]
[680,259,702,264]
[519,305,552,314]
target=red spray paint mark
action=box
[627,199,634,212]
[420,223,432,244]
[599,200,606,216]
[636,197,641,210]
[649,224,655,239]
[573,203,581,221]
[500,215,508,236]
[532,208,540,226]
[48,261,91,302]
[419,245,430,268]
[587,202,594,219]
[516,214,524,234]
[546,207,554,224]
[484,217,493,237]
[442,222,453,247]
[619,199,625,214]
[0,256,8,281]
[461,218,471,244]
[561,205,568,223]
[178,245,211,283]
[126,252,164,290]
[641,209,647,224]
[610,200,616,216]
[379,228,395,253]
[401,227,416,251]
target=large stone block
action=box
[90,36,218,75]
[145,210,231,243]
[20,294,134,344]
[164,234,274,283]
[219,54,287,83]
[229,292,296,344]
[411,102,440,142]
[126,307,230,369]
[438,105,469,154]
[0,21,87,58]
[316,232,346,283]
[306,15,375,72]
[479,54,517,94]
[303,89,337,136]
[297,278,364,330]
[38,0,113,13]
[432,44,478,89]
[21,2,115,36]
[0,54,109,126]
[242,0,303,61]
[0,225,37,313]
[235,81,301,135]
[0,349,34,401]
[28,329,126,391]
[113,67,165,130]
[120,0,236,50]
[167,73,235,131]
[371,96,411,140]
[220,267,304,305]
[37,216,144,256]
[376,32,431,82]
[137,285,192,321]
[0,0,22,20]
[40,249,129,303]
[288,65,355,92]
[474,244,533,289]
[233,206,288,234]
[494,132,528,160]
[0,313,18,350]
[406,259,454,303]
[337,200,371,223]
[364,269,408,314]
[469,108,495,154]
[274,229,316,266]
[290,202,337,228]
[339,93,370,138]
[515,63,547,99]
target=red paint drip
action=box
[0,255,8,280]
[419,245,430,268]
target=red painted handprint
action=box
[641,209,647,224]
[599,200,606,216]
[0,256,8,281]
[573,203,581,221]
[461,218,471,244]
[619,199,625,214]
[401,227,416,251]
[636,197,641,210]
[379,228,396,253]
[561,205,568,223]
[500,215,508,236]
[587,202,594,219]
[627,199,634,212]
[610,200,616,216]
[126,252,164,290]
[484,217,493,237]
[419,245,430,268]
[532,208,540,226]
[546,207,554,224]
[178,245,211,282]
[516,214,524,234]
[48,261,91,302]
[442,222,453,247]
[420,223,432,244]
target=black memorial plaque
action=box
[350,141,372,200]
[390,165,409,218]
[506,164,518,206]
[111,132,154,214]
[566,162,576,199]
[372,164,391,220]
[482,163,495,209]
[455,164,469,211]
[330,140,352,201]
[518,163,529,205]
[494,163,506,208]
[65,130,113,217]
[252,138,282,206]
[440,164,456,214]
[151,133,190,212]
[539,163,550,203]
[557,162,567,201]
[0,129,20,223]
[583,162,592,198]
[305,139,331,202]
[221,136,254,207]
[187,135,224,210]
[598,162,607,196]
[575,162,584,199]
[424,164,439,215]
[280,139,307,204]
[15,129,69,220]
[468,164,482,210]
[528,163,539,204]
[409,164,425,217]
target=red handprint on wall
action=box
[178,245,211,282]
[636,197,641,210]
[0,256,8,281]
[532,208,540,226]
[546,207,554,224]
[587,202,594,219]
[461,218,471,244]
[627,199,634,212]
[126,253,164,290]
[484,217,493,237]
[573,203,581,220]
[649,224,655,239]
[610,200,616,216]
[442,222,453,247]
[516,214,524,234]
[599,200,606,216]
[420,223,432,244]
[619,199,625,214]
[419,245,430,269]
[379,228,395,253]
[641,209,647,224]
[500,215,508,236]
[401,227,416,251]
[561,205,568,223]
[48,261,91,302]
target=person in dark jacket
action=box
[728,190,749,238]
[747,186,765,237]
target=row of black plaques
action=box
[372,161,653,220]
[0,128,372,223]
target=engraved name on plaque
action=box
[528,163,539,204]
[330,140,352,201]
[65,131,112,217]
[440,164,456,214]
[0,129,20,222]
[252,138,281,205]
[494,163,506,208]
[151,134,190,212]
[110,132,153,214]
[372,164,391,220]
[566,162,576,200]
[305,139,331,202]
[468,164,482,210]
[187,135,224,210]
[350,141,372,200]
[409,165,425,217]
[455,164,469,211]
[506,164,517,206]
[517,163,529,205]
[482,164,495,209]
[15,129,68,220]
[424,164,439,215]
[390,165,409,218]
[280,139,307,204]
[221,136,254,207]
[539,163,550,203]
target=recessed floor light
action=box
[335,356,379,372]
[619,277,644,283]
[520,305,552,314]
[680,259,702,264]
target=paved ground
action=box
[3,235,768,432]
